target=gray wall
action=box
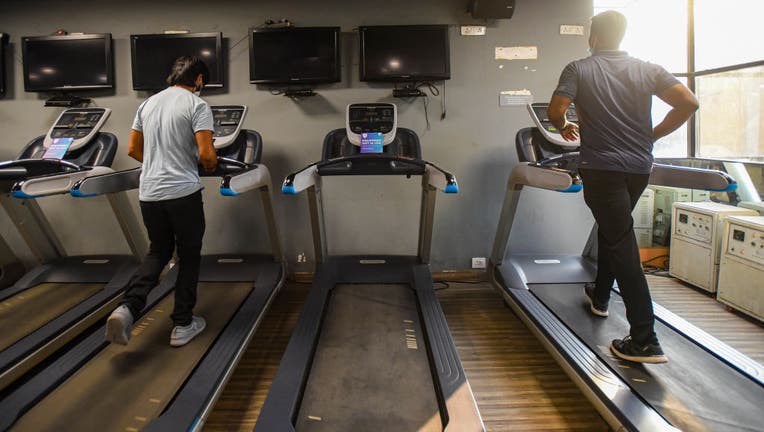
[0,0,594,272]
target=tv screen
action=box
[249,27,340,84]
[360,25,450,82]
[131,32,223,91]
[22,33,113,92]
[0,33,8,97]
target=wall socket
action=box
[472,257,487,269]
[460,25,486,36]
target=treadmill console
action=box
[44,108,111,151]
[527,102,579,149]
[346,103,397,146]
[211,105,248,149]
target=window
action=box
[594,0,687,73]
[696,65,764,161]
[653,78,689,158]
[594,0,689,157]
[695,0,764,71]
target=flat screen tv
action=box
[249,26,341,84]
[359,25,450,82]
[0,33,8,97]
[131,32,223,91]
[22,33,113,92]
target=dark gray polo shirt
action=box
[553,50,680,174]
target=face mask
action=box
[194,81,203,97]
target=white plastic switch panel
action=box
[560,25,585,36]
[461,25,486,36]
[495,46,538,60]
[472,257,487,269]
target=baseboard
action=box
[288,269,487,284]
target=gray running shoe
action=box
[170,316,206,347]
[105,305,134,345]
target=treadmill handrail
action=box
[219,163,268,196]
[510,162,580,192]
[0,167,28,179]
[425,162,459,193]
[649,163,737,192]
[71,167,142,197]
[282,163,319,195]
[0,158,82,172]
[12,166,114,199]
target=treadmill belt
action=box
[296,284,443,432]
[531,283,764,432]
[11,282,251,432]
[0,283,103,351]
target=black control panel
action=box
[213,107,245,138]
[348,104,395,134]
[50,111,106,140]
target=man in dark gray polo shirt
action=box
[548,10,699,363]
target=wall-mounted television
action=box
[359,25,450,82]
[22,33,113,92]
[131,32,223,91]
[249,26,341,85]
[0,33,8,97]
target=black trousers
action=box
[122,190,205,326]
[579,168,657,345]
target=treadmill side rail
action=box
[650,163,736,191]
[12,166,114,198]
[70,167,142,196]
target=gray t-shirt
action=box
[554,50,680,174]
[132,86,214,201]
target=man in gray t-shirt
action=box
[105,56,218,348]
[548,11,699,363]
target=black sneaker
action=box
[610,336,668,364]
[583,283,609,317]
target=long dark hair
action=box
[166,56,209,87]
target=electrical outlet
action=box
[461,25,486,36]
[560,25,585,36]
[472,257,487,269]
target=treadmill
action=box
[0,105,286,432]
[255,103,484,432]
[0,108,144,392]
[489,102,764,431]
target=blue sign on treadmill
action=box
[42,137,73,159]
[360,132,384,154]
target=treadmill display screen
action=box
[54,112,103,129]
[534,104,578,133]
[348,105,395,134]
[212,108,244,138]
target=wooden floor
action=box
[647,275,764,364]
[204,281,609,431]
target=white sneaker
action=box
[105,305,134,345]
[170,316,206,347]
